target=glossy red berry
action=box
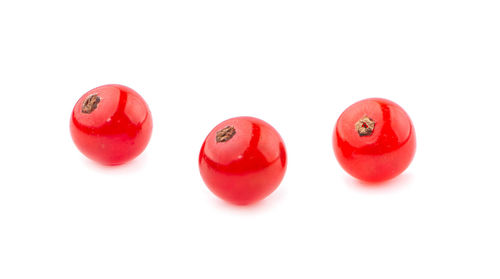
[199,117,287,205]
[70,84,153,165]
[333,98,416,182]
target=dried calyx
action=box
[82,94,101,114]
[216,126,236,143]
[355,116,375,136]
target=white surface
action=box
[1,0,499,278]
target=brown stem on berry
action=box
[216,126,236,143]
[82,94,101,114]
[355,116,375,137]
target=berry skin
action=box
[70,84,153,165]
[333,98,416,182]
[199,117,287,205]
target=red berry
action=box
[199,117,287,205]
[70,84,153,165]
[333,98,416,182]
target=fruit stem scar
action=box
[216,126,236,143]
[355,116,375,136]
[82,94,101,114]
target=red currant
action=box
[333,98,416,182]
[70,84,153,165]
[199,117,287,205]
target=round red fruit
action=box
[333,98,416,182]
[199,117,287,205]
[70,84,153,165]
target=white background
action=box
[1,0,499,278]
